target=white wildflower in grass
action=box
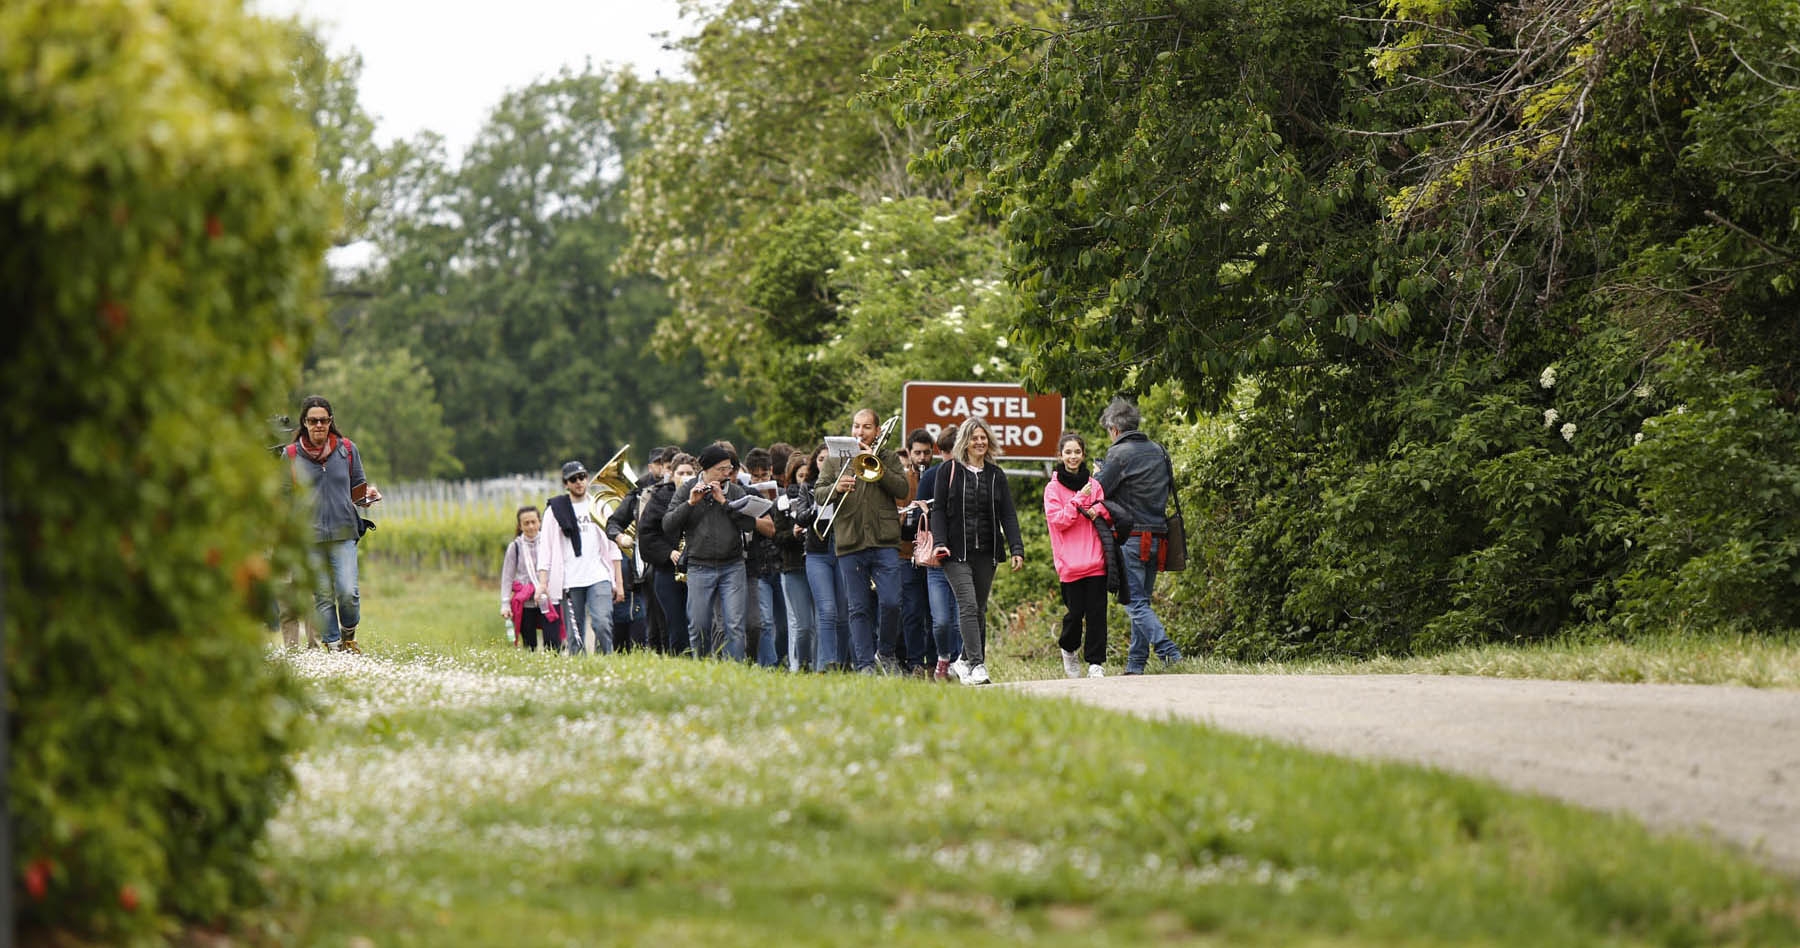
[1634,432,1645,445]
[1543,408,1559,428]
[932,213,956,223]
[1218,202,1231,212]
[995,336,1008,349]
[972,363,985,376]
[1540,365,1558,389]
[900,269,912,278]
[1635,383,1653,399]
[860,240,871,251]
[902,342,914,351]
[1675,404,1687,415]
[1561,422,1577,443]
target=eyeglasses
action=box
[565,474,588,483]
[303,417,332,426]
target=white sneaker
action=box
[1060,648,1083,679]
[1087,664,1106,678]
[965,663,991,686]
[948,658,969,682]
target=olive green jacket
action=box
[813,448,911,555]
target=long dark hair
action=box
[293,394,344,441]
[786,448,815,486]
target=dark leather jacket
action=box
[663,477,755,565]
[1094,430,1170,532]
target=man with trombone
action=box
[813,409,912,674]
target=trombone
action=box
[814,413,900,540]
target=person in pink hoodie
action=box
[1044,433,1112,678]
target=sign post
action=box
[902,381,1066,463]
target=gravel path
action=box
[1012,674,1800,873]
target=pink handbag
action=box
[912,522,942,567]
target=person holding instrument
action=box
[664,445,755,660]
[813,409,911,674]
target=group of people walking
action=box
[493,397,1186,683]
[279,391,1185,678]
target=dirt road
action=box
[1012,674,1800,873]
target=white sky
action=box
[253,0,693,157]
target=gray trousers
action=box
[942,555,998,666]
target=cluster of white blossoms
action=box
[1540,364,1558,389]
[1561,422,1578,443]
[1543,408,1559,428]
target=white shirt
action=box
[540,498,620,590]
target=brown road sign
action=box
[902,381,1066,462]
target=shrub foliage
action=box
[1,0,327,938]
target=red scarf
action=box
[297,433,338,465]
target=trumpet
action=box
[815,413,901,540]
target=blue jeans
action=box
[754,573,785,667]
[687,562,747,660]
[652,566,688,656]
[805,547,847,670]
[901,562,930,669]
[309,539,360,645]
[781,569,816,672]
[563,581,613,654]
[1122,535,1181,672]
[836,546,903,671]
[926,566,962,662]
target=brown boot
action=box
[340,627,362,655]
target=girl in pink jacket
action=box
[1043,433,1111,678]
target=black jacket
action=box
[774,482,808,571]
[606,488,647,586]
[637,481,680,571]
[1094,431,1170,532]
[928,461,1024,563]
[663,477,755,565]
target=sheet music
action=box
[730,495,774,518]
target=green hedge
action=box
[2,0,327,939]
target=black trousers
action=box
[518,606,563,652]
[1058,574,1108,666]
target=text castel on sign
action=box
[902,381,1066,463]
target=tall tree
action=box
[355,67,739,476]
[621,0,1056,434]
[883,0,1800,653]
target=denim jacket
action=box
[1094,431,1170,532]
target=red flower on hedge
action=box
[119,884,140,912]
[22,858,51,900]
[100,300,129,331]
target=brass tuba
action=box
[586,444,639,546]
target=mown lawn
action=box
[256,564,1800,945]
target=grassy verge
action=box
[258,565,1800,946]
